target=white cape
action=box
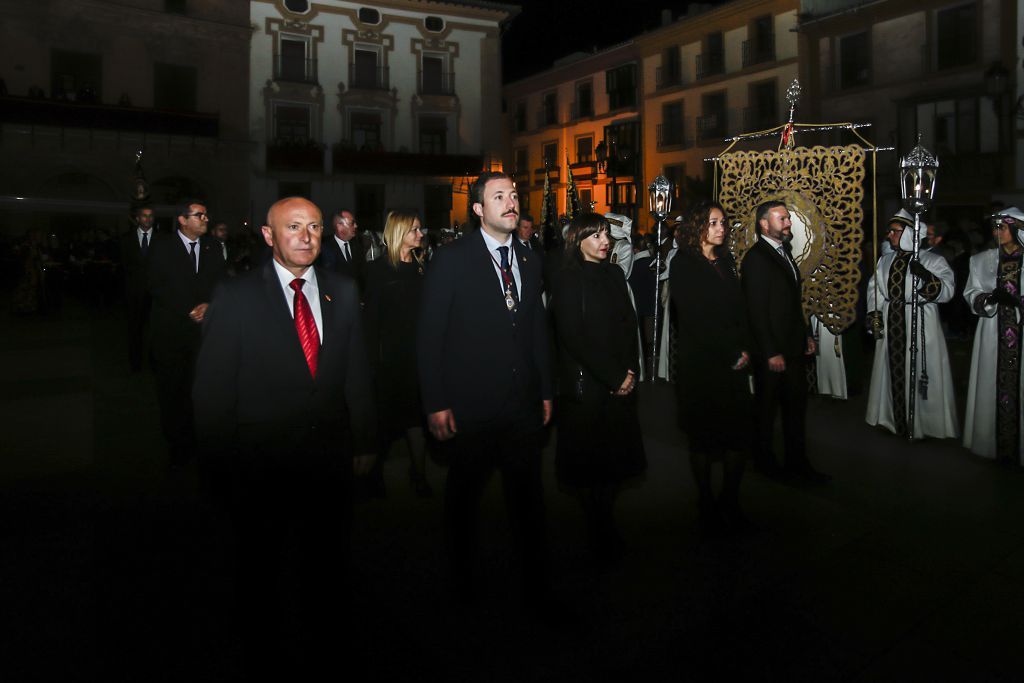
[811,315,847,399]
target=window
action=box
[745,15,775,66]
[659,101,684,147]
[420,55,450,95]
[936,3,977,70]
[697,91,727,141]
[699,32,725,78]
[50,49,102,102]
[358,7,380,24]
[419,116,447,155]
[659,46,681,88]
[605,63,637,110]
[578,189,592,210]
[425,16,444,32]
[542,141,558,169]
[664,164,686,203]
[351,111,382,150]
[575,81,593,118]
[604,121,639,177]
[542,92,558,126]
[575,136,593,163]
[275,105,311,142]
[514,148,529,178]
[748,80,776,129]
[352,48,386,89]
[514,102,527,132]
[914,97,998,155]
[355,184,385,234]
[154,63,197,111]
[424,184,452,229]
[164,0,186,14]
[838,32,870,90]
[278,38,312,82]
[284,0,309,12]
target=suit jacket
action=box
[317,234,366,292]
[147,232,226,357]
[417,230,552,434]
[120,229,161,304]
[192,260,376,463]
[740,237,808,359]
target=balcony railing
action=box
[696,113,727,142]
[418,70,455,96]
[534,166,559,184]
[656,64,683,90]
[332,145,482,176]
[348,63,390,91]
[742,35,775,68]
[0,95,219,136]
[570,101,593,120]
[536,108,559,128]
[267,141,324,172]
[696,53,725,80]
[743,107,777,132]
[657,122,686,148]
[274,55,318,84]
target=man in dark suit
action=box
[193,197,376,675]
[741,200,828,482]
[316,208,367,293]
[417,171,554,612]
[147,199,225,467]
[120,203,157,372]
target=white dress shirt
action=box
[480,229,523,299]
[272,259,324,341]
[760,235,798,279]
[176,230,200,272]
[137,227,152,248]
[334,235,352,262]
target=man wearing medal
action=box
[417,171,555,616]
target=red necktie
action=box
[289,278,320,378]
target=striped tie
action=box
[289,278,320,378]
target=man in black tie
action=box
[120,203,158,372]
[741,200,828,482]
[193,196,375,676]
[417,172,555,614]
[516,213,539,251]
[317,209,366,292]
[147,199,225,467]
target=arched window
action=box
[358,7,381,24]
[425,16,444,32]
[284,0,309,13]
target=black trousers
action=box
[125,293,149,371]
[152,342,197,462]
[444,424,547,597]
[752,355,808,469]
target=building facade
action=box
[641,0,800,218]
[502,42,644,226]
[249,0,515,233]
[0,0,251,237]
[799,0,1021,218]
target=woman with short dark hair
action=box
[670,200,752,531]
[553,212,646,563]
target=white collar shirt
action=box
[480,229,522,299]
[334,234,352,261]
[177,230,200,272]
[272,260,324,341]
[137,227,152,248]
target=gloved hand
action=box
[990,287,1018,307]
[908,260,931,279]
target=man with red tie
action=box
[193,196,376,676]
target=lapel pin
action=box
[324,294,332,302]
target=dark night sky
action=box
[500,0,730,83]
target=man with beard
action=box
[417,171,555,615]
[866,210,958,439]
[741,200,828,481]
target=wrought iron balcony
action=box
[657,122,686,148]
[696,113,727,142]
[332,145,482,176]
[570,100,593,120]
[348,63,390,91]
[267,140,324,172]
[696,53,725,80]
[742,35,775,68]
[743,107,777,132]
[418,70,455,96]
[656,64,683,90]
[274,55,318,84]
[535,108,559,128]
[0,94,219,136]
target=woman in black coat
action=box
[670,201,752,530]
[364,210,432,497]
[553,213,646,562]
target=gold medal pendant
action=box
[505,288,515,311]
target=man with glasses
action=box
[963,208,1024,464]
[147,199,226,468]
[866,209,958,440]
[317,209,367,293]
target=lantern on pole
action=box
[898,137,938,440]
[648,175,673,379]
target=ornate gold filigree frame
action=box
[716,145,866,335]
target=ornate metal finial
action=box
[901,134,939,169]
[131,148,149,203]
[785,79,802,112]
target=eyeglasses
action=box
[186,212,209,220]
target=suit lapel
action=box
[473,231,516,325]
[317,267,335,351]
[261,260,314,382]
[758,238,799,289]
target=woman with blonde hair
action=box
[364,210,431,497]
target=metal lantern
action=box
[648,175,672,221]
[899,138,938,215]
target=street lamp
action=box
[899,137,939,441]
[648,175,673,379]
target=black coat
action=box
[317,235,366,293]
[120,229,160,304]
[740,237,809,359]
[416,230,552,434]
[146,232,225,359]
[192,260,376,462]
[552,261,645,486]
[671,250,752,452]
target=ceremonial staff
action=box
[899,138,939,441]
[648,175,672,376]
